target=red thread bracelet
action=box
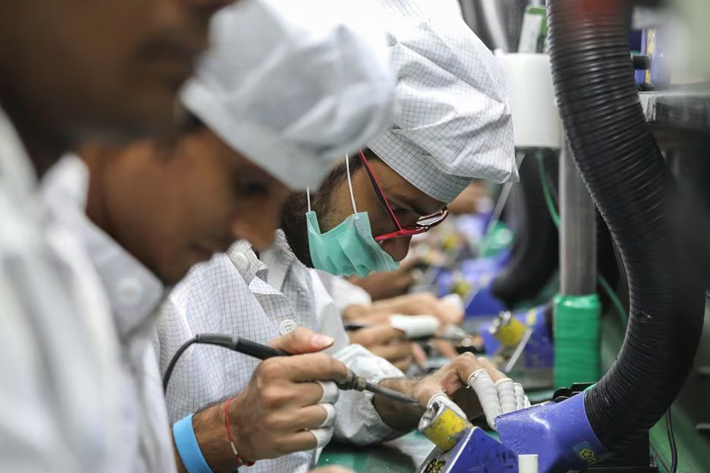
[224,398,255,467]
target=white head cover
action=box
[181,0,395,190]
[368,0,518,204]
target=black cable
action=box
[162,334,236,393]
[666,409,678,473]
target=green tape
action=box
[554,294,602,388]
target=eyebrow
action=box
[388,193,433,217]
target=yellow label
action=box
[421,408,471,452]
[495,317,527,347]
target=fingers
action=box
[310,428,334,449]
[349,324,405,347]
[277,430,322,455]
[433,296,465,325]
[411,342,429,365]
[368,340,412,363]
[279,404,336,432]
[477,357,506,382]
[414,376,452,406]
[262,353,348,383]
[468,369,501,429]
[433,340,459,359]
[450,353,484,384]
[315,381,339,404]
[269,327,334,354]
[393,356,413,372]
[318,404,336,429]
[496,379,517,414]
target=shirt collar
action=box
[259,230,297,291]
[41,154,166,342]
[225,239,269,285]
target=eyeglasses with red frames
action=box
[358,149,449,242]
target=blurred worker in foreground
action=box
[0,0,231,471]
[159,1,521,472]
[42,1,395,472]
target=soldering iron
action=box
[162,333,419,405]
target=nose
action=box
[381,236,412,262]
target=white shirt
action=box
[0,110,123,472]
[316,271,373,315]
[40,155,176,473]
[157,231,404,473]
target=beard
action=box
[280,191,313,267]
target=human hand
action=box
[359,293,464,326]
[348,323,413,372]
[411,354,529,429]
[347,257,420,301]
[227,328,349,461]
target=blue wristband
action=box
[173,414,215,473]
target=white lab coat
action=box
[156,231,405,473]
[40,155,177,473]
[0,111,124,472]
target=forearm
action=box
[372,378,426,431]
[343,297,421,323]
[370,295,427,318]
[174,402,239,473]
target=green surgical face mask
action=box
[306,155,399,278]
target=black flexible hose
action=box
[547,0,705,451]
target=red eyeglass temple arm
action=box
[359,149,404,232]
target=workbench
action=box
[317,313,709,473]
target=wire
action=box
[538,156,560,228]
[666,409,678,473]
[538,155,628,325]
[163,334,235,392]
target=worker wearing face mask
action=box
[160,1,523,473]
[39,1,396,473]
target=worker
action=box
[41,1,395,473]
[0,0,230,471]
[159,1,520,472]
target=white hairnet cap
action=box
[181,0,396,190]
[368,0,518,204]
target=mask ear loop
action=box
[307,187,312,212]
[345,154,358,214]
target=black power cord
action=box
[162,334,238,393]
[666,409,678,473]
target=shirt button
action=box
[233,253,250,272]
[116,278,143,308]
[279,319,298,336]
